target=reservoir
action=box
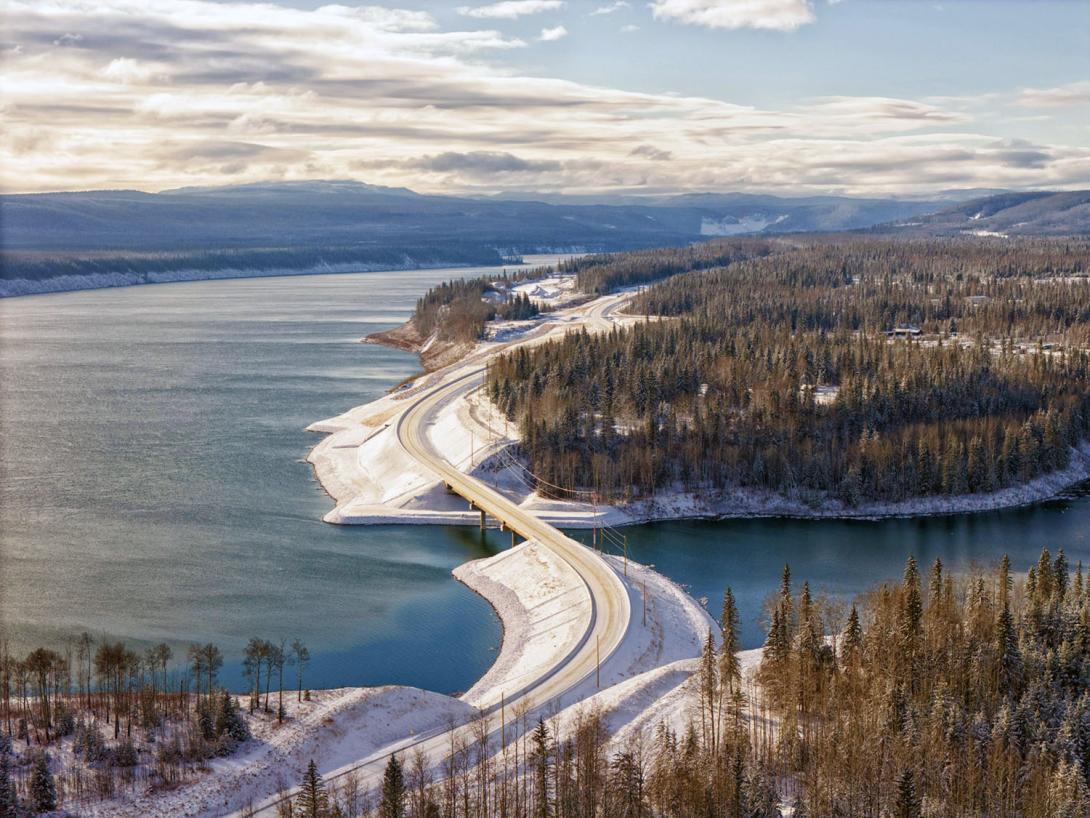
[3,264,1090,690]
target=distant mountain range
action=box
[1,181,1086,297]
[877,190,1090,237]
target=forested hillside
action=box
[559,239,775,294]
[255,550,1090,817]
[488,237,1090,505]
[404,240,779,350]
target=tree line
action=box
[558,239,777,295]
[487,237,1090,505]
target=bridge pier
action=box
[480,509,486,530]
[511,530,517,548]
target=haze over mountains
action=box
[1,181,1087,297]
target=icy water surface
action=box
[3,263,1090,689]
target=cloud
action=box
[630,144,672,160]
[804,96,966,128]
[590,1,629,14]
[102,57,156,84]
[539,25,568,41]
[649,0,816,31]
[413,151,562,174]
[1017,81,1090,108]
[458,1,565,19]
[1,0,1086,196]
[620,24,640,32]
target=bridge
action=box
[241,291,634,816]
[396,362,632,707]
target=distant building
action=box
[887,325,922,337]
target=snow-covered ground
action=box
[306,286,638,527]
[80,687,476,818]
[602,439,1090,523]
[74,530,717,817]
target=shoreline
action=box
[333,315,1090,527]
[0,258,495,299]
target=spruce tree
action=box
[843,604,863,666]
[296,759,328,818]
[719,587,742,696]
[29,752,57,814]
[0,742,18,818]
[531,718,552,818]
[766,606,787,666]
[894,769,921,818]
[997,602,1023,696]
[216,689,251,744]
[379,755,406,818]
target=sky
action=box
[2,0,1088,196]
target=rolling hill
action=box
[881,190,1090,237]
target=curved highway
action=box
[242,292,632,816]
[396,289,634,708]
[397,365,631,710]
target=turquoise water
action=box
[3,265,1090,690]
[0,266,531,692]
[613,500,1090,648]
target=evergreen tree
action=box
[894,769,921,818]
[29,752,56,814]
[296,759,328,818]
[719,587,742,696]
[997,602,1023,696]
[216,689,251,744]
[531,718,552,818]
[0,741,18,818]
[197,701,215,741]
[843,604,863,665]
[379,755,406,818]
[607,751,645,818]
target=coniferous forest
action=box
[487,237,1090,506]
[260,551,1090,818]
[413,270,550,345]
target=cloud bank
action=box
[1,0,1087,196]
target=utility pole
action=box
[642,581,647,627]
[623,535,628,577]
[501,691,506,746]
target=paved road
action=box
[241,293,632,816]
[397,374,631,709]
[395,289,634,708]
